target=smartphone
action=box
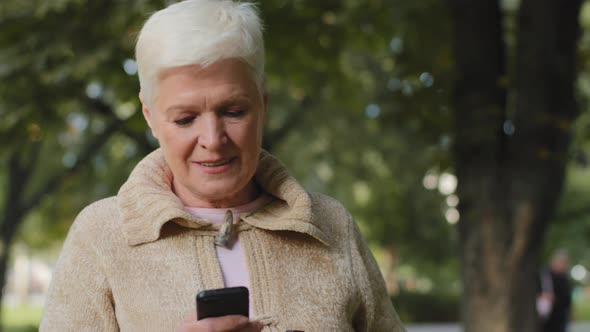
[196,286,249,320]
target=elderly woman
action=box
[40,0,405,331]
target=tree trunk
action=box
[0,208,26,326]
[0,157,28,332]
[449,0,582,331]
[0,243,15,332]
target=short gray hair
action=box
[135,0,265,108]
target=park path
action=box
[405,322,590,332]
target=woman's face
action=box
[142,59,266,208]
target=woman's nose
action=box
[197,114,227,150]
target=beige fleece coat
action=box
[40,149,405,331]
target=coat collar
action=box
[117,149,329,246]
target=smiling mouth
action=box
[197,159,233,167]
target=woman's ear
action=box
[140,94,158,140]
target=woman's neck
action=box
[173,180,261,208]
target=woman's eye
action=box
[224,109,246,118]
[174,117,194,126]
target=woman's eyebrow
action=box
[213,94,252,108]
[165,104,198,114]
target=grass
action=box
[1,306,42,332]
[574,296,590,321]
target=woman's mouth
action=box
[198,159,232,167]
[194,157,236,174]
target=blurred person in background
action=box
[39,0,405,331]
[538,250,572,332]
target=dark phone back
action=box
[196,286,249,320]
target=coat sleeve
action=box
[40,209,119,332]
[349,216,406,332]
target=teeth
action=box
[200,160,230,167]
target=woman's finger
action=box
[238,321,264,332]
[177,315,249,332]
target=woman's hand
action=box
[177,312,264,332]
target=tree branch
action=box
[2,156,28,235]
[84,97,154,154]
[262,97,311,152]
[21,120,122,214]
[555,205,590,223]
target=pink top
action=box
[185,194,272,290]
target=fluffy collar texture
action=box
[117,149,328,246]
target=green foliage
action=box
[0,0,158,249]
[261,0,458,266]
[0,0,461,274]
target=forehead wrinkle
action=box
[156,60,260,115]
[164,89,252,115]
